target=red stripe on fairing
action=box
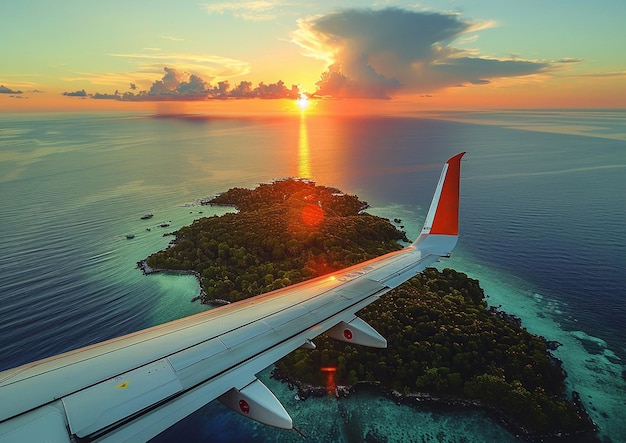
[430,152,465,235]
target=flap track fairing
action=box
[218,379,292,430]
[325,317,387,348]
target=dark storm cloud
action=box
[294,8,556,98]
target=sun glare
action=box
[296,93,310,111]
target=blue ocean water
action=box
[0,109,624,442]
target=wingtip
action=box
[416,152,465,241]
[430,152,464,235]
[446,151,466,169]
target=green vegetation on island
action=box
[146,178,407,302]
[143,178,595,440]
[277,269,592,437]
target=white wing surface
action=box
[0,152,465,443]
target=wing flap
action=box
[167,337,228,372]
[62,359,183,438]
[0,405,70,443]
[334,278,388,300]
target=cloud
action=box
[108,52,252,79]
[566,70,626,79]
[62,89,87,97]
[88,67,300,101]
[63,71,151,88]
[148,67,208,97]
[203,1,281,21]
[63,51,254,97]
[92,92,122,100]
[160,35,185,42]
[0,85,23,94]
[293,8,556,98]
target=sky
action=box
[1,0,625,113]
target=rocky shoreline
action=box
[136,260,230,307]
[271,368,599,442]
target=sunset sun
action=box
[296,93,310,111]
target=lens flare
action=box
[301,203,324,226]
[320,366,337,395]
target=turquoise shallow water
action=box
[155,368,520,443]
[0,110,624,441]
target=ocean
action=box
[0,109,624,442]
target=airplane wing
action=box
[0,152,465,443]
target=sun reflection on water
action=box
[298,113,311,179]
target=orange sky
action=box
[2,2,625,113]
[4,75,624,116]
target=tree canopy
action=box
[147,178,406,301]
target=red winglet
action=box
[429,152,465,235]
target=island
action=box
[141,178,597,441]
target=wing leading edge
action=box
[0,152,465,443]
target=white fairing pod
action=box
[219,379,292,429]
[326,317,387,348]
